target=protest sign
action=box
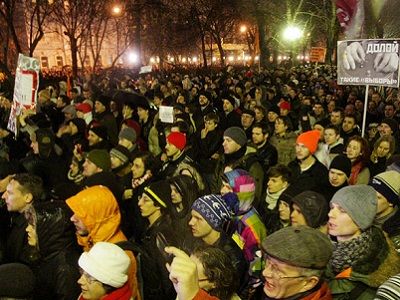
[8,54,40,135]
[309,47,326,63]
[159,105,174,123]
[337,39,400,87]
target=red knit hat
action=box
[76,103,92,114]
[296,130,321,154]
[279,101,291,111]
[166,132,186,150]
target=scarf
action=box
[224,145,247,167]
[132,172,152,189]
[265,188,286,210]
[330,228,373,274]
[349,160,363,185]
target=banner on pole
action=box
[337,39,400,87]
[309,47,326,63]
[8,54,40,136]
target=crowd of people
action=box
[0,64,400,299]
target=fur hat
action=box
[224,127,247,147]
[296,130,321,154]
[192,194,232,231]
[166,132,186,150]
[86,149,111,172]
[370,170,400,205]
[331,185,377,230]
[262,226,333,269]
[78,242,130,288]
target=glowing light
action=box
[283,25,303,41]
[182,57,187,63]
[240,25,247,33]
[127,52,138,63]
[169,57,174,62]
[192,57,198,63]
[228,56,234,62]
[112,5,122,16]
[278,55,282,60]
[149,57,155,64]
[212,57,217,62]
[255,56,259,61]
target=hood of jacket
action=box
[66,185,122,250]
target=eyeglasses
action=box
[79,268,99,284]
[263,255,308,280]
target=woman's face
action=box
[376,141,390,158]
[170,184,182,204]
[346,140,362,161]
[131,157,145,179]
[278,201,290,221]
[26,224,38,247]
[77,271,107,300]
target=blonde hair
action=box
[371,135,395,162]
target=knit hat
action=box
[279,101,291,111]
[76,102,92,114]
[62,104,76,116]
[110,145,131,165]
[370,171,400,205]
[86,149,111,172]
[224,127,247,147]
[223,169,255,212]
[291,191,329,228]
[242,109,255,118]
[0,263,35,298]
[329,154,352,177]
[375,274,400,300]
[331,185,377,230]
[166,132,186,150]
[118,127,137,143]
[78,242,130,288]
[268,105,280,115]
[144,180,172,209]
[31,128,55,157]
[262,226,333,269]
[69,118,87,135]
[296,129,321,154]
[192,194,232,231]
[381,118,398,133]
[221,93,236,108]
[89,125,109,141]
[95,94,111,108]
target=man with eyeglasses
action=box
[261,226,333,299]
[167,225,333,300]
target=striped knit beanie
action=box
[370,171,400,205]
[375,274,400,300]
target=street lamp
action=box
[283,25,303,42]
[111,5,122,16]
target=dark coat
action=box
[5,213,31,264]
[254,141,278,174]
[27,201,81,300]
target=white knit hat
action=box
[78,242,130,288]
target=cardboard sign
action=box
[8,54,40,135]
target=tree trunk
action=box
[214,35,225,66]
[132,2,142,65]
[200,32,207,68]
[70,36,79,78]
[257,15,269,68]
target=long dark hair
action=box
[169,175,199,218]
